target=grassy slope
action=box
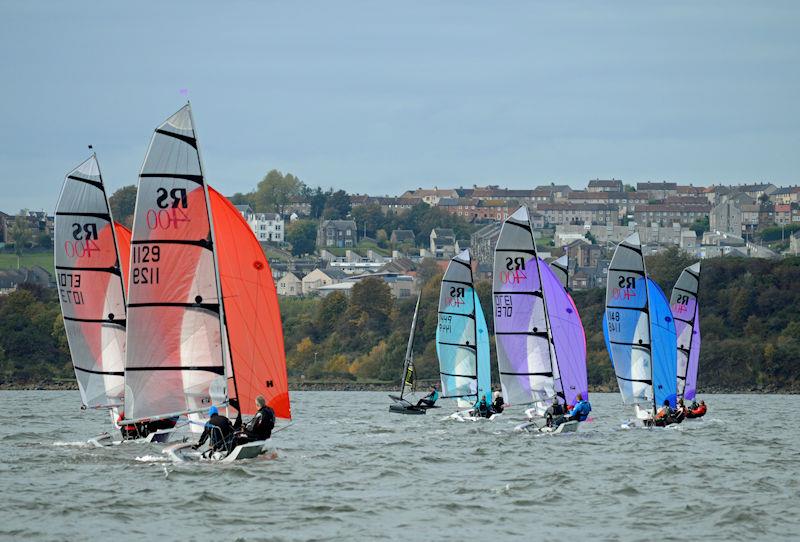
[0,251,54,274]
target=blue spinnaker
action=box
[647,278,678,408]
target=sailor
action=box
[416,384,440,408]
[688,400,707,418]
[474,395,492,418]
[673,398,688,423]
[194,405,234,453]
[544,397,566,427]
[654,399,672,425]
[554,393,592,427]
[235,395,276,445]
[492,391,504,414]
[116,411,141,440]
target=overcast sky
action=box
[1,1,798,212]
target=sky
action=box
[1,1,799,212]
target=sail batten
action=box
[55,155,127,409]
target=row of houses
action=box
[276,267,417,299]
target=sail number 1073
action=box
[132,245,161,285]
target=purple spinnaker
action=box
[540,259,588,406]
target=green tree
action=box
[690,216,710,236]
[255,170,302,216]
[109,185,137,227]
[36,232,53,249]
[8,212,32,266]
[351,203,385,238]
[286,219,318,256]
[323,190,351,219]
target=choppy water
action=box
[1,391,798,541]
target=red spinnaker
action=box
[209,187,291,419]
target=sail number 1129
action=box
[132,245,160,285]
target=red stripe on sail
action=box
[209,187,291,420]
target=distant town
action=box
[2,178,799,298]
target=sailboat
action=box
[54,154,136,445]
[118,104,289,461]
[492,207,585,433]
[388,293,429,414]
[604,233,677,426]
[436,249,492,420]
[670,262,701,402]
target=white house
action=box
[248,212,284,243]
[235,205,284,243]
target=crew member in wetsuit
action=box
[474,395,492,418]
[492,391,504,414]
[235,395,276,445]
[553,393,592,427]
[116,411,141,440]
[673,398,688,423]
[416,384,439,408]
[193,406,234,453]
[654,399,673,426]
[687,400,707,418]
[544,397,566,427]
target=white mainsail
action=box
[123,104,229,423]
[670,262,701,401]
[492,206,561,407]
[54,155,127,409]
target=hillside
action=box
[1,252,799,392]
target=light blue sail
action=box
[646,278,678,408]
[475,293,492,405]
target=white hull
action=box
[87,432,119,447]
[514,420,579,433]
[163,440,275,463]
[446,410,502,422]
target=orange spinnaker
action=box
[113,222,131,295]
[209,187,291,419]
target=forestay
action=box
[124,105,228,423]
[436,249,491,408]
[670,262,701,401]
[492,207,560,407]
[541,258,588,406]
[54,155,127,409]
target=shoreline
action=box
[0,379,796,394]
